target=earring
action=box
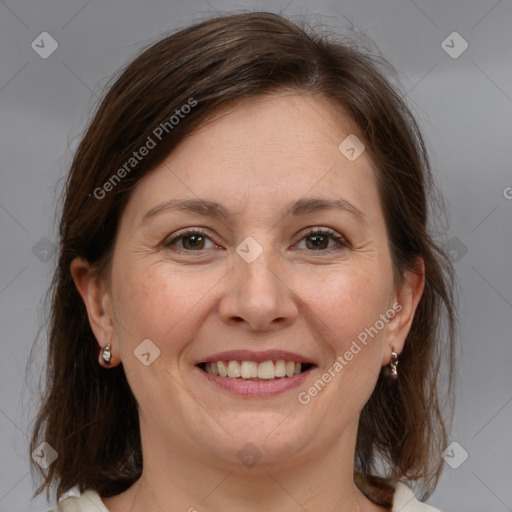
[101,343,112,365]
[389,348,398,379]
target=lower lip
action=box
[197,366,314,397]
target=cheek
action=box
[111,239,393,365]
[307,263,392,347]
[302,264,392,406]
[109,263,219,407]
[111,262,226,351]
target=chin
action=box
[199,411,316,470]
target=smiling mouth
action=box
[197,360,315,380]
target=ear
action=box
[382,258,425,365]
[70,256,120,367]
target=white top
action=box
[50,483,442,511]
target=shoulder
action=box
[392,482,442,512]
[49,489,109,512]
[48,482,439,512]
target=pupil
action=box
[185,235,204,249]
[307,234,327,250]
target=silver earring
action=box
[101,343,112,365]
[389,348,398,378]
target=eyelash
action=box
[163,227,350,254]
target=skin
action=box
[71,91,424,512]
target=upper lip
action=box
[196,349,316,365]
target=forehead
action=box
[122,91,379,224]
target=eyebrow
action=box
[141,197,365,224]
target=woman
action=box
[30,11,456,512]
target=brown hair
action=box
[30,11,456,506]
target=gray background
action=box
[1,1,511,511]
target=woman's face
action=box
[78,91,420,473]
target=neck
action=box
[104,418,383,512]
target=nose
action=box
[217,246,299,332]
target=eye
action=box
[163,227,349,253]
[163,228,216,251]
[294,227,349,251]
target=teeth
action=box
[227,360,241,378]
[258,360,275,379]
[203,360,305,379]
[275,360,286,377]
[241,361,258,378]
[217,361,228,377]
